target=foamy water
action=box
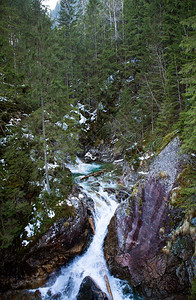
[38,159,137,299]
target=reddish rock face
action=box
[105,178,194,299]
[104,138,195,299]
[115,178,170,277]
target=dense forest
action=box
[0,0,195,265]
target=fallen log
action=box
[80,169,106,180]
[104,274,114,300]
[100,263,114,300]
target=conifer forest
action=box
[0,0,196,299]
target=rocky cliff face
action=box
[104,137,196,299]
[0,186,94,295]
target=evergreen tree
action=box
[156,0,196,133]
[179,15,196,153]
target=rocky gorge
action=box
[0,137,195,300]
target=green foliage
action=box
[0,0,196,250]
[174,164,196,210]
[189,276,196,300]
[179,15,196,154]
[156,130,179,154]
[0,0,78,249]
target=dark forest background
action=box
[0,0,195,250]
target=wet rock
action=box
[0,186,95,294]
[84,144,122,163]
[77,276,108,300]
[103,188,116,195]
[0,289,42,300]
[104,137,195,299]
[69,185,95,213]
[115,189,132,202]
[191,217,196,227]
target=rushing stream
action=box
[38,158,141,300]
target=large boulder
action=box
[77,276,108,300]
[104,137,196,299]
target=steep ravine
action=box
[104,137,196,299]
[1,138,195,299]
[0,159,140,299]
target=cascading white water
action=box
[39,158,137,300]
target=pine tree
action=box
[156,0,196,133]
[179,15,196,153]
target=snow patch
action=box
[64,114,75,120]
[44,162,59,170]
[67,199,72,207]
[84,151,96,161]
[56,200,66,206]
[126,75,134,83]
[24,223,35,238]
[0,159,5,165]
[138,153,154,161]
[48,210,55,218]
[138,171,149,175]
[114,159,124,164]
[7,117,21,126]
[22,240,29,246]
[77,103,86,111]
[0,96,11,102]
[0,137,7,145]
[90,109,97,121]
[22,133,34,140]
[55,121,68,131]
[79,113,87,124]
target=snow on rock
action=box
[22,240,29,247]
[84,151,96,161]
[138,152,154,161]
[113,159,124,164]
[138,171,149,175]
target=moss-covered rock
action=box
[0,186,95,295]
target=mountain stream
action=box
[38,158,141,300]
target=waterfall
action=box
[38,158,138,300]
